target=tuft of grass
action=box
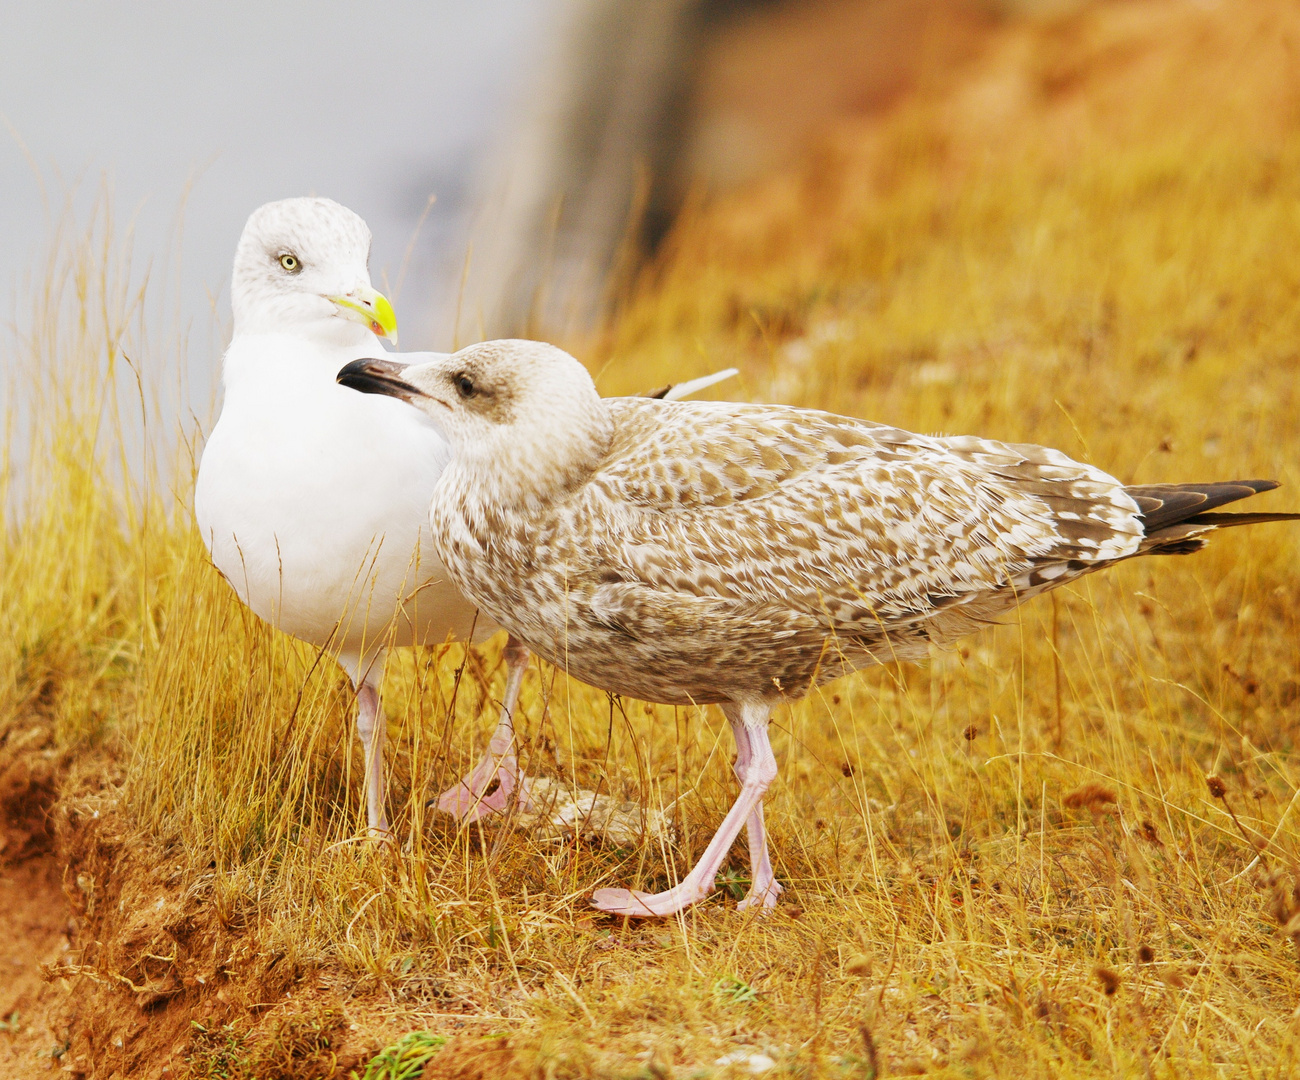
[184,1009,351,1080]
[187,1021,249,1080]
[6,1,1300,1075]
[356,1031,447,1080]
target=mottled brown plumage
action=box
[338,340,1298,917]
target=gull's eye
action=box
[454,373,477,399]
[278,253,301,273]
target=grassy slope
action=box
[6,1,1300,1076]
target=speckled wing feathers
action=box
[584,399,1144,640]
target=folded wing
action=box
[586,399,1147,646]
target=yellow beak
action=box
[328,286,399,345]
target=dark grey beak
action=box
[336,357,424,402]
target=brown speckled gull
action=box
[338,339,1299,917]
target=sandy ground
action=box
[0,854,74,1078]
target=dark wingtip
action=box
[1126,479,1287,533]
[337,357,421,401]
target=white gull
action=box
[195,198,732,834]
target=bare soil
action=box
[0,706,74,1078]
[0,854,75,1078]
[0,725,391,1080]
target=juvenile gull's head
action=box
[231,197,397,346]
[338,339,612,499]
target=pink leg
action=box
[728,711,783,911]
[591,700,777,917]
[356,678,390,837]
[435,636,533,821]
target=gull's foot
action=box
[590,884,710,918]
[434,770,532,821]
[736,878,783,912]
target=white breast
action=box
[194,334,489,663]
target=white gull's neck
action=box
[222,323,379,393]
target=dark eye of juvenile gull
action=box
[278,252,301,273]
[454,373,477,399]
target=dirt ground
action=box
[0,854,74,1078]
[0,740,389,1080]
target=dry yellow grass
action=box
[6,1,1300,1076]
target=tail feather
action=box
[1182,511,1300,528]
[1126,480,1280,532]
[1124,480,1300,555]
[640,367,739,401]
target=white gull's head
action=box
[337,339,612,498]
[231,197,397,346]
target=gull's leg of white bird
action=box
[726,706,784,911]
[591,700,777,917]
[435,635,533,820]
[351,657,390,837]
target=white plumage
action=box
[196,198,525,833]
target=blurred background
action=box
[8,4,1300,1072]
[0,0,1078,388]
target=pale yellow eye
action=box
[279,253,300,273]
